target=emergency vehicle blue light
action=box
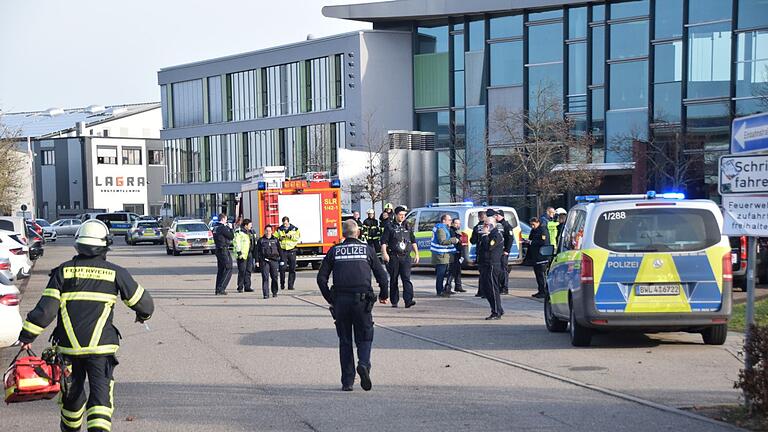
[330,179,341,188]
[661,192,685,200]
[257,182,266,190]
[646,190,657,199]
[575,195,600,202]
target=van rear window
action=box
[96,214,127,223]
[593,208,720,252]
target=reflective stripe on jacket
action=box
[276,225,300,250]
[233,229,252,259]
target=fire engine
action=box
[239,166,342,269]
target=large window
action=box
[96,147,118,165]
[654,0,683,39]
[606,108,647,163]
[490,41,523,86]
[527,19,563,114]
[592,25,605,85]
[171,79,204,127]
[489,14,522,39]
[688,0,731,25]
[415,25,450,109]
[653,41,683,123]
[528,23,563,64]
[610,21,649,59]
[122,147,142,165]
[148,150,164,165]
[687,22,732,99]
[609,0,648,20]
[738,0,768,30]
[416,111,450,149]
[41,150,55,166]
[207,76,223,123]
[736,30,768,99]
[610,61,648,109]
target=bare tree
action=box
[489,85,601,214]
[349,113,404,211]
[440,126,490,204]
[0,120,26,216]
[626,120,697,192]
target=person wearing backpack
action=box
[256,224,282,299]
[17,219,154,432]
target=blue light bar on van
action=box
[575,195,601,202]
[331,179,341,188]
[660,192,685,200]
[576,192,685,202]
[257,182,266,190]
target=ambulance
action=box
[405,203,523,267]
[544,192,732,347]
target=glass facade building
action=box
[327,0,768,208]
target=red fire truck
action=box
[239,168,342,269]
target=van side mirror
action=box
[540,244,555,258]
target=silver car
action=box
[34,219,57,242]
[165,221,215,256]
[126,220,163,245]
[51,219,82,236]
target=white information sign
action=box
[719,154,768,194]
[721,194,768,237]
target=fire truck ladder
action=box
[264,190,281,227]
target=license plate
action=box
[143,230,154,236]
[636,284,680,296]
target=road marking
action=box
[293,294,743,431]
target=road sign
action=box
[722,194,768,236]
[719,154,768,194]
[732,111,768,154]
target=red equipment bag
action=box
[4,348,61,403]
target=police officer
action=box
[362,209,382,254]
[380,205,419,308]
[524,217,550,299]
[256,225,282,298]
[317,220,389,391]
[494,209,515,295]
[431,213,458,297]
[477,211,505,320]
[276,216,300,290]
[213,212,234,295]
[444,217,466,294]
[234,219,254,293]
[17,219,154,432]
[470,210,487,298]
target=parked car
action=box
[0,257,14,282]
[165,220,215,256]
[730,236,768,290]
[0,277,22,348]
[51,218,82,236]
[32,219,57,242]
[82,212,139,235]
[126,220,163,245]
[0,216,28,246]
[0,232,31,279]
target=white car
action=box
[0,257,14,282]
[0,277,22,348]
[165,220,216,255]
[34,219,57,242]
[0,231,32,279]
[0,216,29,245]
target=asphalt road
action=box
[0,238,753,431]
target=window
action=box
[568,42,587,99]
[736,30,768,98]
[468,19,485,51]
[417,25,449,54]
[490,41,523,86]
[592,4,605,22]
[739,0,768,29]
[654,42,683,83]
[489,14,522,39]
[609,0,648,19]
[529,63,564,114]
[41,150,55,165]
[568,7,587,39]
[610,61,648,109]
[415,25,450,109]
[654,82,682,123]
[560,210,586,252]
[417,210,442,232]
[606,108,647,163]
[416,111,450,149]
[528,23,563,64]
[610,21,649,59]
[207,76,223,123]
[96,146,117,165]
[148,149,164,165]
[592,26,605,85]
[171,79,204,127]
[654,0,683,39]
[687,22,732,99]
[593,208,720,252]
[688,0,731,25]
[653,41,683,123]
[122,147,142,165]
[528,9,562,21]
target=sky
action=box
[0,0,372,113]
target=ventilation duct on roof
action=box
[44,107,64,117]
[86,105,106,114]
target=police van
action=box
[80,212,140,235]
[544,192,732,347]
[405,203,522,267]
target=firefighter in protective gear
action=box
[275,216,301,290]
[233,219,254,293]
[362,209,382,254]
[17,219,154,432]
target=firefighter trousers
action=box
[60,355,117,432]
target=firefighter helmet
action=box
[367,208,375,215]
[75,219,112,256]
[384,203,394,211]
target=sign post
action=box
[721,111,768,408]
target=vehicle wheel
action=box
[701,324,728,345]
[203,250,211,254]
[311,261,321,270]
[545,295,568,333]
[165,243,172,255]
[569,306,592,347]
[172,246,181,256]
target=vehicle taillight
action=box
[0,261,10,270]
[9,248,24,256]
[722,252,733,283]
[0,294,19,306]
[740,236,747,270]
[580,254,594,284]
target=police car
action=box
[405,203,523,267]
[544,192,733,347]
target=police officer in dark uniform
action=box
[494,209,515,295]
[478,210,505,319]
[469,210,487,298]
[380,205,419,308]
[17,219,154,432]
[317,220,389,391]
[213,212,234,295]
[255,225,282,298]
